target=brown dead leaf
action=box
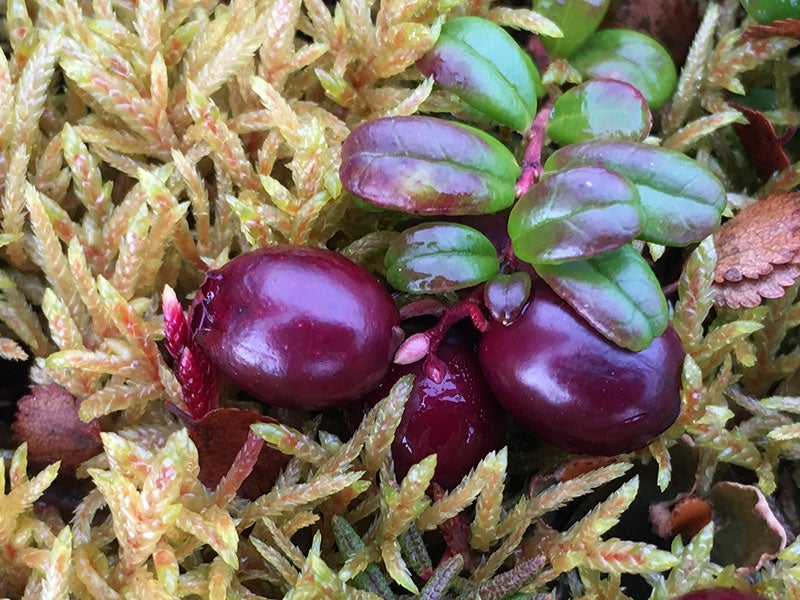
[731,104,791,180]
[559,456,617,481]
[602,0,700,65]
[176,406,290,500]
[715,263,800,309]
[650,493,712,539]
[742,18,800,42]
[710,481,787,573]
[12,384,103,471]
[713,193,800,308]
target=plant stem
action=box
[515,100,553,198]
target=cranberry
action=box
[478,280,683,455]
[672,590,767,600]
[362,343,506,489]
[191,246,400,410]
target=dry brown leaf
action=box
[714,263,800,309]
[649,493,712,539]
[741,18,800,42]
[713,193,800,308]
[11,384,103,471]
[559,456,617,482]
[176,406,290,500]
[710,481,787,572]
[731,104,791,180]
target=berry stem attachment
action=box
[394,287,489,383]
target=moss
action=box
[1,0,800,597]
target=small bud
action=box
[395,332,431,365]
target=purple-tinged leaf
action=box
[547,79,652,145]
[385,222,499,293]
[544,141,726,246]
[535,244,668,350]
[340,116,519,215]
[569,29,677,109]
[417,17,542,131]
[509,166,643,264]
[174,406,289,500]
[484,271,531,325]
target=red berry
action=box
[672,590,768,600]
[478,280,683,455]
[361,343,506,489]
[191,246,400,410]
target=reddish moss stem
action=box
[162,287,219,419]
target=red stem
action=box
[515,99,553,199]
[526,34,551,74]
[422,287,488,382]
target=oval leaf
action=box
[509,167,643,264]
[484,271,531,325]
[417,16,542,131]
[385,222,499,293]
[340,116,520,215]
[569,29,677,109]
[533,0,612,58]
[546,79,652,145]
[742,0,800,24]
[543,141,726,246]
[534,244,668,351]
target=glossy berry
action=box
[191,246,400,410]
[672,590,768,600]
[478,280,683,455]
[362,343,506,489]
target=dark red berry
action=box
[362,343,506,489]
[191,246,400,410]
[478,280,683,455]
[672,590,768,600]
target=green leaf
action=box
[569,29,677,109]
[417,16,542,131]
[546,79,651,145]
[385,222,499,293]
[544,141,726,245]
[534,245,668,350]
[509,166,643,264]
[340,116,520,215]
[533,0,612,58]
[741,0,800,23]
[382,539,418,594]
